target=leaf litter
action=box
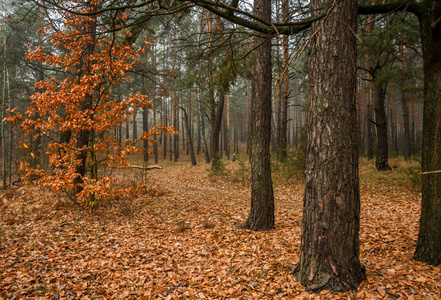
[0,162,440,299]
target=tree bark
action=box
[132,107,138,140]
[211,92,225,169]
[142,107,149,162]
[172,36,178,163]
[400,79,412,160]
[241,0,274,231]
[245,79,251,157]
[278,0,289,161]
[151,45,158,164]
[414,10,441,266]
[199,94,211,163]
[74,8,97,193]
[180,107,197,166]
[225,94,231,160]
[294,0,366,291]
[390,83,398,155]
[374,81,391,170]
[163,96,167,160]
[366,99,374,159]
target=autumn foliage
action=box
[7,0,173,208]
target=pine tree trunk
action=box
[211,92,225,169]
[181,107,197,166]
[390,84,398,155]
[197,88,202,155]
[242,0,274,231]
[150,45,158,163]
[414,13,441,266]
[133,108,138,140]
[294,0,366,291]
[199,96,210,163]
[245,80,251,157]
[143,107,149,162]
[172,37,178,162]
[225,94,230,160]
[366,99,374,159]
[400,80,412,160]
[278,0,289,160]
[2,58,7,189]
[163,97,167,160]
[374,82,391,170]
[125,119,130,140]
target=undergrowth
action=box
[359,156,422,191]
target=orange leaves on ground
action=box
[1,164,439,298]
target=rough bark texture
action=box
[242,0,274,231]
[294,0,366,291]
[414,9,441,266]
[373,82,391,170]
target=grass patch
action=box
[359,156,421,191]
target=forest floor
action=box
[0,155,440,299]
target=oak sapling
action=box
[6,1,174,209]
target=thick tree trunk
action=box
[374,82,391,170]
[294,0,366,291]
[241,0,274,231]
[414,14,441,266]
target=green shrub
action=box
[209,158,227,177]
[232,157,250,184]
[274,129,306,181]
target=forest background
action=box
[0,0,440,298]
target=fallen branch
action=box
[0,178,22,190]
[130,165,163,170]
[419,170,441,175]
